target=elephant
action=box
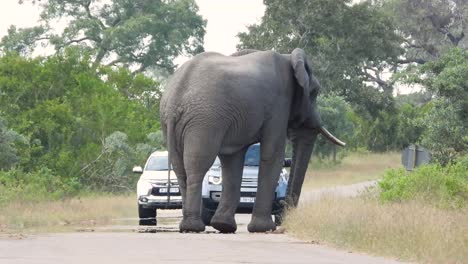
[160,48,345,233]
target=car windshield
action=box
[145,155,171,171]
[244,144,260,166]
[212,157,221,167]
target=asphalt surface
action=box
[0,181,405,264]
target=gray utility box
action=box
[401,145,431,171]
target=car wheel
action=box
[138,205,157,226]
[201,203,214,226]
[274,207,284,226]
[274,214,283,226]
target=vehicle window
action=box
[244,145,260,166]
[212,157,221,166]
[145,155,171,171]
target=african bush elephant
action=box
[160,48,345,233]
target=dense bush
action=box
[0,168,81,205]
[0,50,163,197]
[378,156,468,209]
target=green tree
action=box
[421,100,467,165]
[0,49,160,191]
[237,0,404,97]
[80,131,136,191]
[394,102,428,149]
[315,95,355,162]
[414,48,468,164]
[383,0,467,63]
[383,0,467,157]
[1,0,206,73]
[0,116,27,170]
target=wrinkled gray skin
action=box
[160,48,345,233]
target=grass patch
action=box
[283,196,468,263]
[303,152,401,189]
[0,193,136,233]
[286,156,468,263]
[379,156,468,209]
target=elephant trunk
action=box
[285,129,318,208]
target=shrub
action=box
[0,168,81,205]
[378,156,468,209]
[420,99,467,165]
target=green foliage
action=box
[0,168,81,205]
[382,0,466,61]
[0,50,161,195]
[394,103,428,149]
[238,0,403,97]
[379,156,468,209]
[81,131,135,191]
[315,95,354,161]
[400,48,468,164]
[2,0,206,73]
[0,117,27,170]
[418,48,468,113]
[420,100,467,165]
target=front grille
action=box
[240,191,256,197]
[241,178,257,187]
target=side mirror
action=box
[132,166,143,174]
[283,159,292,168]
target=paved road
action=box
[0,181,404,264]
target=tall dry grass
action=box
[0,194,136,233]
[284,196,468,263]
[303,152,401,189]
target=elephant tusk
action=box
[318,126,346,147]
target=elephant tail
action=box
[165,118,176,206]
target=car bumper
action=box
[202,197,285,214]
[138,195,183,209]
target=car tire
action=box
[274,207,284,226]
[274,214,283,226]
[201,203,214,226]
[138,205,157,226]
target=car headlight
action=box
[137,179,153,196]
[208,175,222,185]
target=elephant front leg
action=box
[248,143,285,233]
[210,149,247,233]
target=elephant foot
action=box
[179,217,205,233]
[247,216,276,233]
[210,214,237,233]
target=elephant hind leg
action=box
[210,148,248,233]
[179,136,221,233]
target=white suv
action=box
[134,151,181,225]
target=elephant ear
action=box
[290,48,312,126]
